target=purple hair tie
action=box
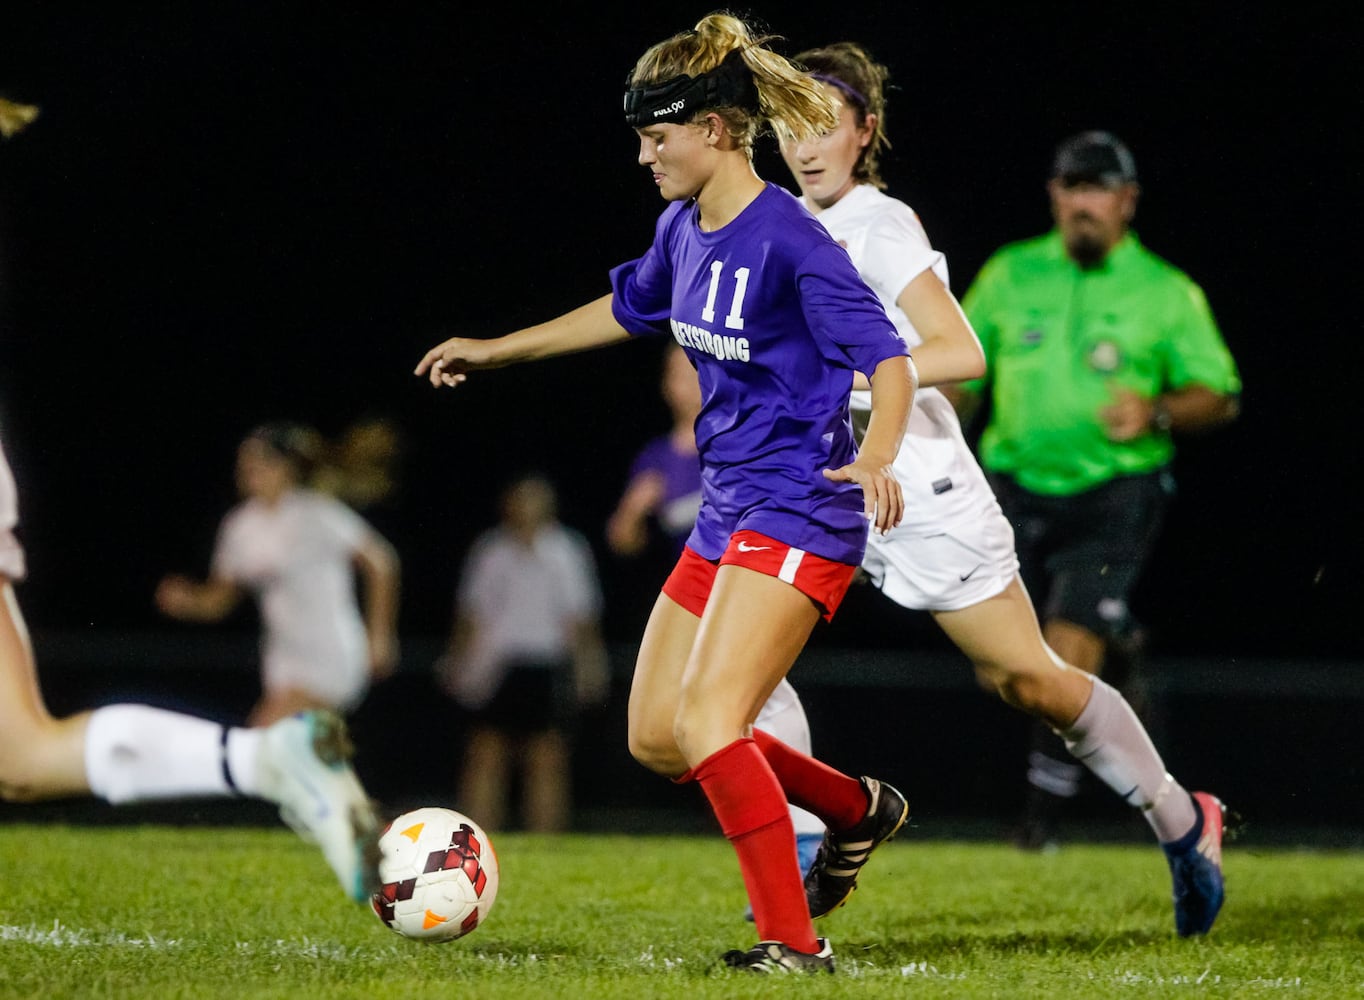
[809,72,868,110]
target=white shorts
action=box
[862,501,1019,612]
[0,442,27,583]
[754,677,810,753]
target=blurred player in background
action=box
[607,342,825,885]
[437,472,608,833]
[778,42,1228,936]
[0,94,378,905]
[415,13,915,973]
[0,430,381,902]
[155,422,401,726]
[956,131,1240,852]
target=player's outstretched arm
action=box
[153,574,243,623]
[414,294,632,388]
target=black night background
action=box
[1,4,1358,667]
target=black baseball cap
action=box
[1051,130,1138,187]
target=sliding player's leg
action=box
[1,580,380,902]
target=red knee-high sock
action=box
[753,728,867,831]
[691,738,819,952]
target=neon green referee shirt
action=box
[960,230,1240,496]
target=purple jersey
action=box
[610,183,907,565]
[629,434,702,551]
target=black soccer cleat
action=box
[804,776,908,919]
[721,938,834,974]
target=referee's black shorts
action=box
[987,468,1173,637]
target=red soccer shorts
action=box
[662,529,857,622]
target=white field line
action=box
[0,921,393,960]
[1,921,181,950]
[0,925,1321,988]
[0,921,554,967]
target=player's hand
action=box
[368,632,400,681]
[1100,387,1153,442]
[823,457,904,535]
[413,337,501,388]
[153,575,196,618]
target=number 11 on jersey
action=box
[701,260,750,331]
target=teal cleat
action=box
[258,710,382,904]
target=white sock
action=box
[1027,750,1084,798]
[1061,678,1197,842]
[84,704,260,804]
[755,679,825,838]
[224,727,264,798]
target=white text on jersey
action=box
[670,319,751,362]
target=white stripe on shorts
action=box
[778,546,806,584]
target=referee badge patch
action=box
[1088,340,1122,373]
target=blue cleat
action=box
[1163,791,1228,937]
[796,831,823,877]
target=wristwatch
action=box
[1150,398,1174,432]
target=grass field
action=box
[1,824,1360,999]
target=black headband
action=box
[623,49,759,128]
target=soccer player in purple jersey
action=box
[416,13,915,974]
[606,342,827,904]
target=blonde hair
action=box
[629,12,837,153]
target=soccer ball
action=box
[370,806,500,942]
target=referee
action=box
[956,130,1241,848]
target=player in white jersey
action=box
[0,430,381,902]
[155,423,400,726]
[778,42,1229,937]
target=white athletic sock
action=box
[1060,678,1197,842]
[1026,750,1084,798]
[224,727,264,798]
[84,704,257,804]
[755,679,826,838]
